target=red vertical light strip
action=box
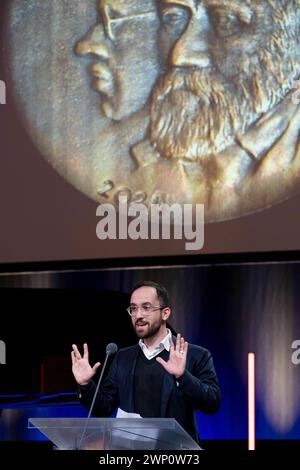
[248,352,255,450]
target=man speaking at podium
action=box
[71,281,221,442]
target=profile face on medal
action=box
[75,0,159,121]
[149,0,299,161]
[6,0,300,222]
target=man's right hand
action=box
[71,343,101,386]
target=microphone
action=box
[77,343,118,450]
[106,343,118,356]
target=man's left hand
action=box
[156,333,188,379]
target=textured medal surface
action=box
[6,0,300,221]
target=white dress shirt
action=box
[138,329,171,360]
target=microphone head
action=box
[106,343,118,356]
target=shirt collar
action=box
[138,329,171,360]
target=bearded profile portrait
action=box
[6,0,300,222]
[132,0,300,220]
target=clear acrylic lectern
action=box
[28,418,201,450]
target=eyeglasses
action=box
[101,7,156,41]
[127,303,166,317]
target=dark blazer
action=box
[79,339,221,441]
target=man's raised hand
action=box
[156,333,188,379]
[71,343,101,386]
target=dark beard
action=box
[134,318,163,339]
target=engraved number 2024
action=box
[97,180,147,205]
[98,181,170,205]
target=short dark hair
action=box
[130,281,171,309]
